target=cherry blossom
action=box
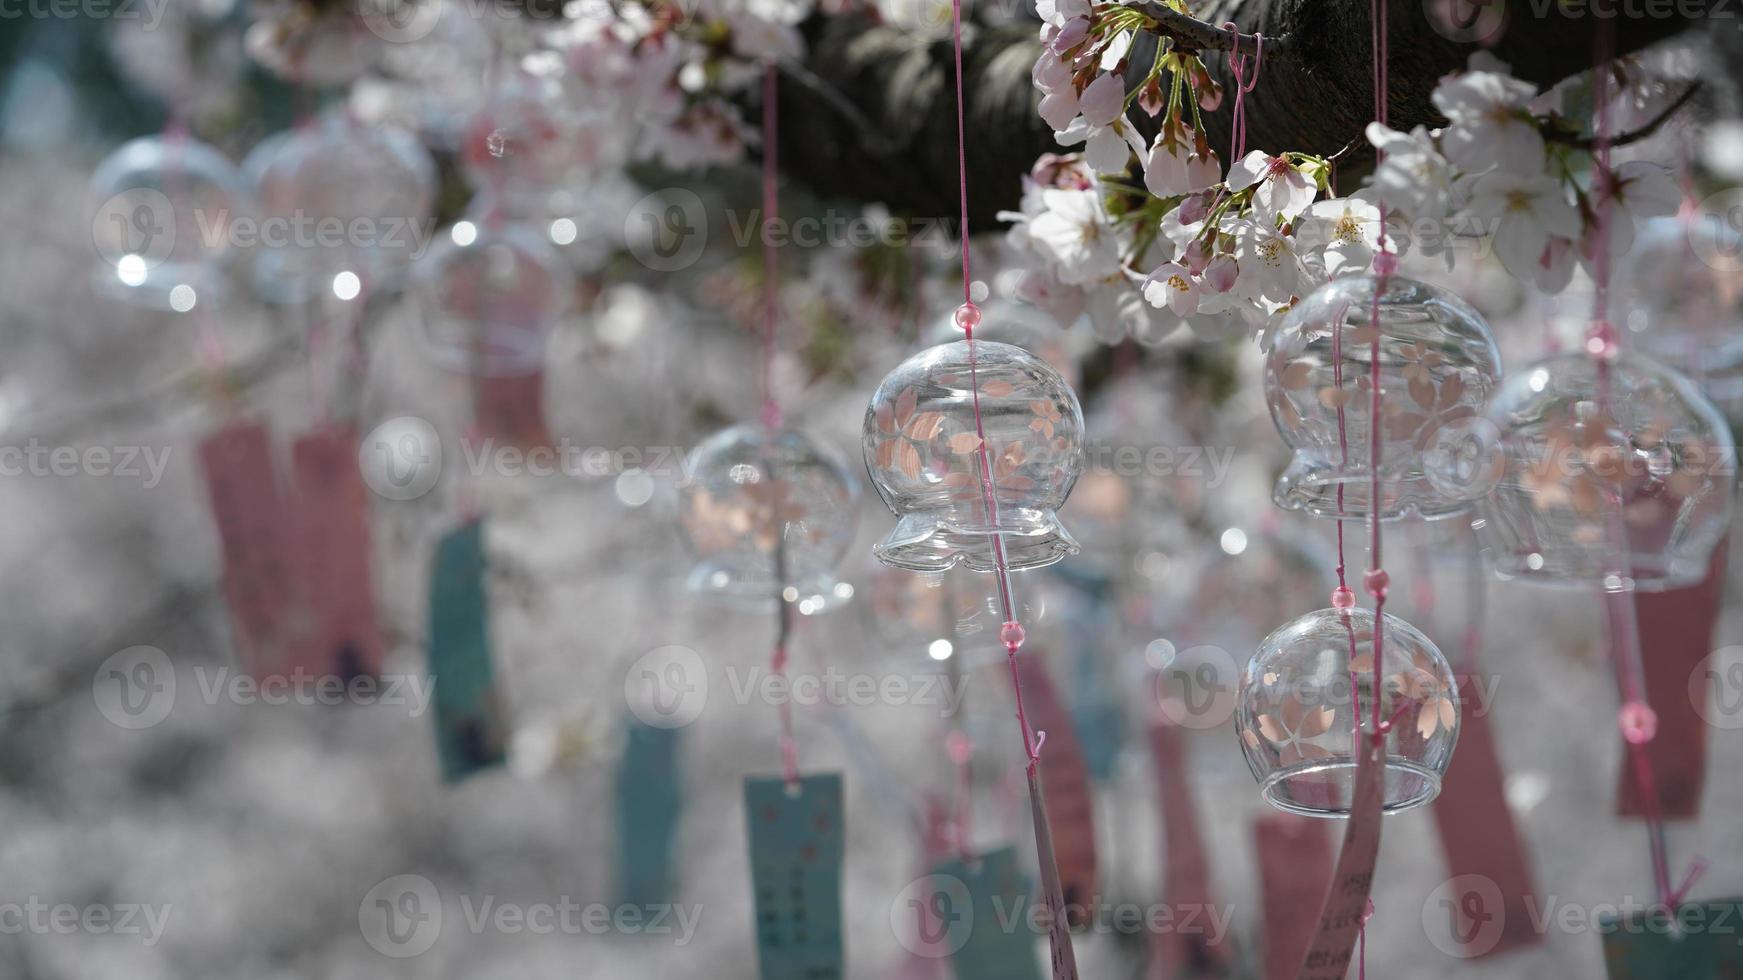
[1141,261,1201,316]
[1231,216,1306,303]
[1432,70,1545,175]
[1464,171,1580,282]
[1365,122,1452,222]
[1227,151,1317,221]
[1143,132,1222,198]
[1298,195,1386,279]
[1025,187,1127,285]
[1054,72,1147,174]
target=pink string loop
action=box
[1223,26,1263,163]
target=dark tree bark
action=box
[778,0,1710,227]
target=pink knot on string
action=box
[1620,700,1658,744]
[1585,320,1620,359]
[1372,251,1398,277]
[1331,585,1356,610]
[760,401,783,431]
[1363,568,1390,600]
[1223,25,1263,165]
[953,302,982,335]
[1000,620,1026,649]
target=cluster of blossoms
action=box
[546,0,813,170]
[1006,0,1687,344]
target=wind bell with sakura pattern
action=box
[863,340,1085,573]
[1474,350,1735,591]
[1263,275,1503,521]
[1237,607,1459,818]
[678,425,860,613]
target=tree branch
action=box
[778,0,1711,223]
[1125,1,1287,54]
[1545,80,1702,150]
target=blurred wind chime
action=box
[668,64,856,979]
[860,0,1088,973]
[97,62,404,697]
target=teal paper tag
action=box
[616,717,682,908]
[928,847,1044,980]
[1599,899,1743,978]
[426,519,507,782]
[744,772,845,980]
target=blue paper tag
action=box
[928,847,1044,980]
[1599,898,1743,978]
[744,772,845,980]
[616,717,682,908]
[426,519,507,782]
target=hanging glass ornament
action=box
[1263,275,1503,521]
[1615,215,1743,411]
[459,72,580,220]
[412,216,567,376]
[677,425,860,613]
[89,134,248,311]
[1237,607,1458,817]
[248,113,436,304]
[1474,350,1734,591]
[863,338,1085,572]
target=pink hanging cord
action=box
[1586,27,1690,909]
[947,0,1045,771]
[761,62,801,791]
[1223,25,1263,163]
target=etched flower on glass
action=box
[678,425,859,612]
[863,339,1085,572]
[1237,607,1459,817]
[1263,275,1503,520]
[1475,350,1734,590]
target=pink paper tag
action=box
[1253,813,1333,980]
[1618,542,1726,818]
[1026,765,1081,980]
[1430,676,1541,958]
[198,419,303,677]
[1295,737,1383,980]
[1148,721,1234,978]
[474,372,552,450]
[290,425,384,680]
[1014,651,1097,924]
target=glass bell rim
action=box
[1273,456,1476,523]
[873,509,1080,574]
[1259,757,1443,819]
[1484,552,1712,594]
